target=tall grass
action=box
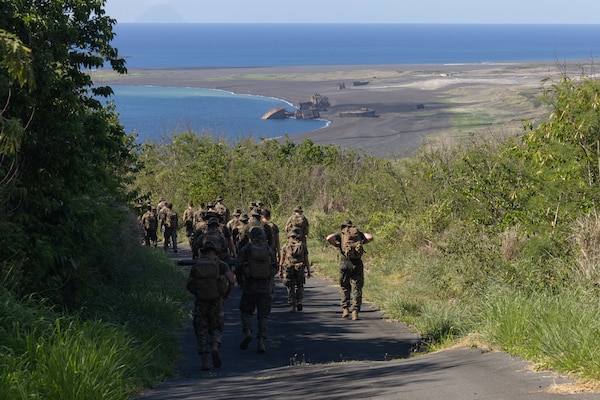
[477,287,600,380]
[0,217,189,400]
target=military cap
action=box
[240,213,249,222]
[216,195,223,201]
[341,220,353,228]
[234,208,242,216]
[294,205,303,212]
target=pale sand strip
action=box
[90,62,585,157]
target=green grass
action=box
[0,244,189,399]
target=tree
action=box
[0,0,135,302]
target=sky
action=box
[103,0,600,24]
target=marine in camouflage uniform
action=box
[326,220,374,321]
[284,205,309,243]
[235,227,278,353]
[279,228,310,312]
[186,242,235,370]
[140,205,158,247]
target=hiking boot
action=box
[257,338,266,353]
[240,333,252,350]
[211,342,222,368]
[352,310,359,320]
[297,304,303,311]
[342,308,350,318]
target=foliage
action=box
[0,0,138,303]
[0,224,189,399]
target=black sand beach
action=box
[91,62,584,157]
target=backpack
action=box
[189,257,222,301]
[144,212,157,230]
[215,203,227,218]
[341,226,364,259]
[165,209,177,228]
[246,242,273,279]
[200,229,227,257]
[289,214,307,230]
[285,238,305,268]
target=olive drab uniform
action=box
[235,227,277,353]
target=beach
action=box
[91,62,584,157]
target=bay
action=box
[109,85,329,142]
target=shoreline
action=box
[90,61,588,157]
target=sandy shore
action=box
[90,62,587,157]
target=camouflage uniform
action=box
[162,203,178,252]
[280,229,309,311]
[329,221,369,316]
[140,206,158,247]
[235,227,277,353]
[186,242,234,370]
[285,206,309,243]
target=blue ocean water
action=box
[112,23,600,68]
[106,23,600,142]
[109,85,328,142]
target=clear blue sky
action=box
[104,0,600,24]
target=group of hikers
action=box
[139,196,373,371]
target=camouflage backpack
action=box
[246,242,273,279]
[196,228,227,258]
[189,257,221,301]
[285,238,305,269]
[164,209,177,228]
[289,213,307,231]
[340,226,364,259]
[144,212,157,230]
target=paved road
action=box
[135,245,597,399]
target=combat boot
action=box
[342,308,350,318]
[257,337,266,353]
[297,304,303,311]
[290,304,297,313]
[240,330,252,350]
[211,342,222,368]
[352,310,359,320]
[200,352,210,371]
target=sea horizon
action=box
[106,23,600,142]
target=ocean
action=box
[106,23,600,142]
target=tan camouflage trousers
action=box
[239,279,273,339]
[283,266,305,306]
[192,298,224,354]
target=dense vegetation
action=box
[1,1,189,398]
[3,1,600,397]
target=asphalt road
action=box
[134,245,598,400]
